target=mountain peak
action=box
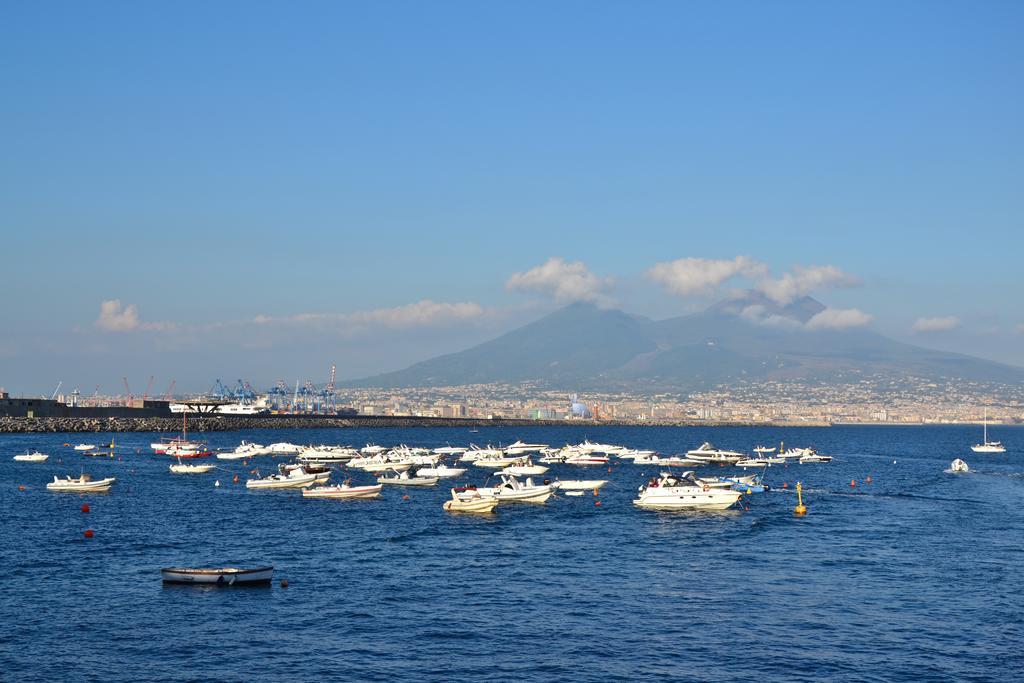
[706,290,825,324]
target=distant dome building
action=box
[570,394,592,419]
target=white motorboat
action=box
[615,449,654,460]
[948,459,969,473]
[266,442,303,455]
[414,464,468,478]
[799,451,833,463]
[972,409,1006,453]
[459,445,504,462]
[433,445,468,455]
[377,469,439,487]
[170,459,215,474]
[442,488,498,513]
[47,474,116,493]
[563,453,609,466]
[632,454,701,467]
[73,444,96,452]
[302,482,383,499]
[504,440,549,455]
[552,479,608,491]
[361,444,387,455]
[685,442,745,464]
[13,451,49,462]
[473,455,519,468]
[497,458,549,476]
[633,471,743,511]
[217,441,269,460]
[576,440,624,454]
[473,475,553,504]
[246,468,319,489]
[753,446,776,454]
[279,463,331,483]
[735,458,770,468]
[161,566,273,585]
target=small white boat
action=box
[217,441,269,460]
[414,464,468,478]
[497,457,548,476]
[552,479,608,491]
[473,475,553,504]
[563,453,609,466]
[753,446,776,454]
[504,440,549,455]
[442,489,498,513]
[161,566,273,585]
[73,444,96,452]
[266,442,303,455]
[433,445,468,455]
[685,442,745,464]
[302,482,383,499]
[798,449,833,463]
[47,474,116,493]
[13,451,49,462]
[246,468,319,489]
[735,458,770,468]
[170,459,215,474]
[633,471,742,511]
[377,469,439,487]
[948,459,969,473]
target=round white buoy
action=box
[214,480,221,487]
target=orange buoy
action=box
[782,482,789,489]
[607,467,613,473]
[84,529,94,538]
[850,479,856,488]
[593,489,599,496]
[594,501,601,507]
[18,485,26,491]
[233,475,239,484]
[81,504,90,513]
[402,495,410,501]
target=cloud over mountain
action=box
[506,257,614,304]
[756,265,860,305]
[805,307,873,330]
[647,256,768,296]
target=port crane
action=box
[123,377,132,407]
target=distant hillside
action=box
[344,295,1024,390]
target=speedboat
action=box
[473,475,553,504]
[170,459,215,474]
[473,455,519,468]
[280,463,331,483]
[633,471,742,511]
[972,408,1006,453]
[632,454,701,467]
[13,451,49,462]
[442,488,498,513]
[551,479,608,491]
[948,459,969,473]
[217,441,269,460]
[753,446,776,454]
[497,458,549,476]
[576,440,624,454]
[563,453,609,466]
[161,566,273,585]
[377,469,439,487]
[266,442,303,455]
[685,443,745,464]
[302,482,383,499]
[414,463,468,478]
[504,440,549,455]
[459,445,504,462]
[298,445,358,464]
[246,468,319,489]
[47,474,116,493]
[73,444,96,452]
[433,445,468,455]
[735,458,770,468]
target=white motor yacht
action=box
[73,444,96,452]
[266,442,303,455]
[472,475,553,504]
[497,458,549,476]
[246,468,319,489]
[504,440,550,455]
[13,451,49,462]
[414,463,468,478]
[377,469,439,487]
[633,471,742,511]
[685,443,746,464]
[302,482,383,499]
[170,459,216,474]
[552,479,608,491]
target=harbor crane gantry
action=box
[143,375,155,402]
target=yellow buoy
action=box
[794,481,807,516]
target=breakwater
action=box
[0,415,578,433]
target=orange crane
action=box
[143,375,155,402]
[164,379,176,401]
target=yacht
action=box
[971,409,1006,453]
[685,442,745,464]
[415,463,468,478]
[13,451,49,462]
[504,440,549,455]
[633,471,743,511]
[497,457,549,476]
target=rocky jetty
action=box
[0,415,577,433]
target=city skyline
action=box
[2,2,1023,392]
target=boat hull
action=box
[443,497,498,513]
[302,485,383,499]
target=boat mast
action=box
[983,408,987,444]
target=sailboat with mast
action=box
[971,408,1006,453]
[152,410,213,458]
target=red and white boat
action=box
[165,440,213,458]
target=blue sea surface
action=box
[2,425,1023,682]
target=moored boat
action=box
[170,459,216,474]
[302,482,383,499]
[551,479,608,491]
[246,468,319,489]
[161,566,273,585]
[442,488,498,513]
[13,451,49,462]
[948,459,969,473]
[46,474,116,493]
[633,471,742,511]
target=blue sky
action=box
[1,1,1022,394]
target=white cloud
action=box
[739,304,801,329]
[805,307,873,330]
[647,256,768,297]
[506,257,614,304]
[913,316,961,333]
[756,265,860,305]
[95,299,140,331]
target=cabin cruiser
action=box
[350,455,414,473]
[563,452,609,466]
[576,440,624,454]
[360,444,388,455]
[414,463,468,478]
[297,446,358,465]
[497,458,549,476]
[504,440,550,455]
[169,459,216,474]
[377,468,439,487]
[798,450,833,463]
[443,488,498,513]
[302,481,383,499]
[73,444,96,452]
[471,475,553,504]
[217,441,268,460]
[13,451,49,462]
[633,471,743,511]
[685,443,745,464]
[632,453,701,467]
[616,449,654,460]
[47,474,116,493]
[281,463,331,483]
[473,454,519,468]
[246,467,319,489]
